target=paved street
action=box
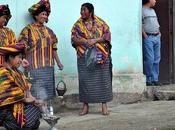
[1,100,175,130]
[35,101,175,130]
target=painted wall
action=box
[1,0,144,94]
[1,0,142,74]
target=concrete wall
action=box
[1,0,145,100]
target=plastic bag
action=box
[85,46,97,70]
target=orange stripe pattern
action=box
[18,23,58,69]
[71,15,111,63]
[0,66,30,128]
[0,27,17,64]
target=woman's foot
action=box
[79,103,89,116]
[102,103,109,116]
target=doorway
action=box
[154,0,174,84]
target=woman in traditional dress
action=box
[0,4,29,67]
[71,3,113,116]
[0,44,41,130]
[18,0,63,102]
[0,4,16,64]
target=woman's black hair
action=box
[142,0,150,5]
[0,5,11,17]
[0,5,11,26]
[4,51,24,62]
[81,3,94,18]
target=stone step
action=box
[144,85,175,101]
[157,90,175,93]
[155,90,175,100]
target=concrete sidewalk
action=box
[0,101,175,130]
[2,84,175,130]
[36,101,175,130]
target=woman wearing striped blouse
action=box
[0,44,41,130]
[71,3,113,116]
[18,0,63,102]
[0,5,16,64]
[0,4,29,67]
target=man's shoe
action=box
[153,81,162,86]
[146,82,154,86]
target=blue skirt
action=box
[78,56,113,103]
[30,66,56,100]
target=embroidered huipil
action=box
[18,23,58,69]
[0,66,30,128]
[71,15,111,63]
[0,27,17,64]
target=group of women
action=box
[0,0,113,130]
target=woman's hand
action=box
[24,90,36,103]
[87,39,97,47]
[24,95,36,103]
[53,50,64,70]
[22,59,29,68]
[58,63,64,70]
[34,99,45,107]
[24,96,36,103]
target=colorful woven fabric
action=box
[0,66,30,128]
[0,104,40,130]
[13,103,25,128]
[71,15,111,63]
[18,23,58,69]
[0,27,17,64]
[28,0,50,17]
[0,43,25,55]
[0,4,12,25]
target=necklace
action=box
[83,20,96,38]
[84,20,93,31]
[35,26,48,39]
[33,23,45,38]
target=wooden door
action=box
[154,0,173,84]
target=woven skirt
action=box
[78,56,113,103]
[30,66,56,100]
[0,104,40,130]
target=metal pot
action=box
[56,80,67,96]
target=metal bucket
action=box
[56,80,67,96]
